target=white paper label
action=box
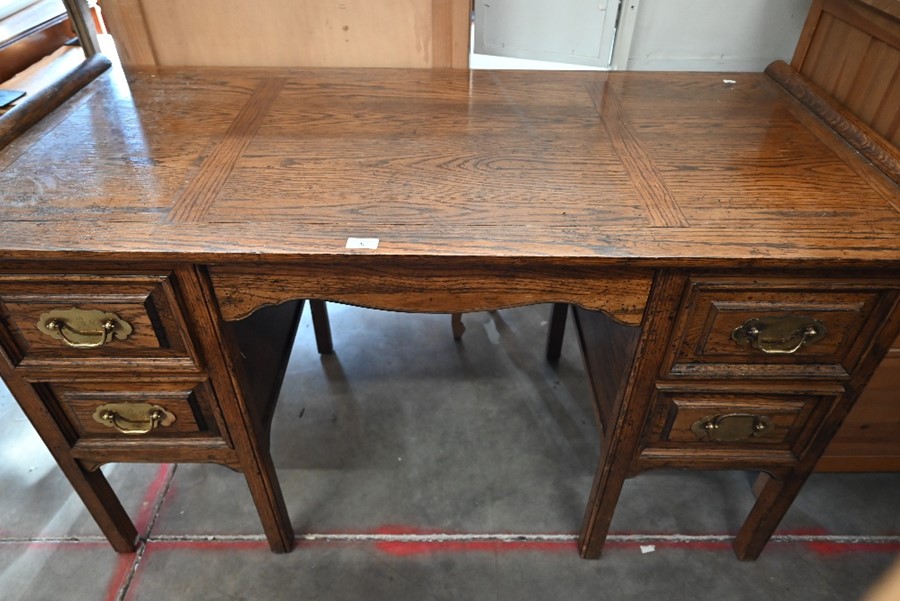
[346,237,379,249]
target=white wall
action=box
[624,0,812,71]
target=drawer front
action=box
[0,274,200,371]
[666,277,899,379]
[50,380,221,439]
[646,389,840,456]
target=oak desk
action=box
[0,64,898,560]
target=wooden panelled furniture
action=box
[790,0,900,471]
[1,0,78,83]
[100,0,471,69]
[0,0,108,148]
[0,0,898,561]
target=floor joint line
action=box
[2,532,898,546]
[137,532,900,544]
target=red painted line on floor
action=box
[801,541,900,556]
[0,540,110,549]
[774,527,832,537]
[375,539,578,557]
[133,464,175,535]
[103,547,142,601]
[143,539,272,552]
[370,539,735,557]
[104,464,173,601]
[607,527,833,538]
[647,540,734,552]
[373,524,459,536]
[602,539,900,556]
[304,524,472,537]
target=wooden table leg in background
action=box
[545,303,569,363]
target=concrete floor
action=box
[1,303,898,600]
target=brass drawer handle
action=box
[92,402,176,435]
[731,316,825,355]
[37,308,133,349]
[690,414,773,442]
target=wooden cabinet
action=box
[101,0,471,69]
[0,269,237,472]
[641,274,900,472]
[0,264,299,552]
[818,334,900,471]
[0,273,200,371]
[574,270,899,559]
[0,0,79,82]
[782,0,900,471]
[647,388,841,455]
[49,379,220,439]
[664,277,898,380]
[637,274,900,472]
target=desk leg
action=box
[240,446,294,553]
[178,266,294,553]
[0,363,137,552]
[59,461,138,552]
[733,470,805,560]
[576,272,687,559]
[578,438,632,559]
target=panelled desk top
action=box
[2,67,897,261]
[0,66,898,559]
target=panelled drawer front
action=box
[0,274,201,371]
[647,388,841,456]
[49,380,220,439]
[666,277,899,379]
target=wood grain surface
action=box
[1,67,897,266]
[210,259,653,324]
[767,60,900,183]
[791,0,900,145]
[101,0,471,68]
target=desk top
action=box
[1,66,898,267]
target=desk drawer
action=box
[647,388,840,456]
[50,380,221,439]
[0,274,201,372]
[666,277,898,379]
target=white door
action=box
[472,0,811,71]
[472,0,628,69]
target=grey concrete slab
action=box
[611,470,900,536]
[0,542,134,601]
[123,539,897,601]
[783,472,900,535]
[0,383,166,540]
[154,305,598,536]
[153,304,900,540]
